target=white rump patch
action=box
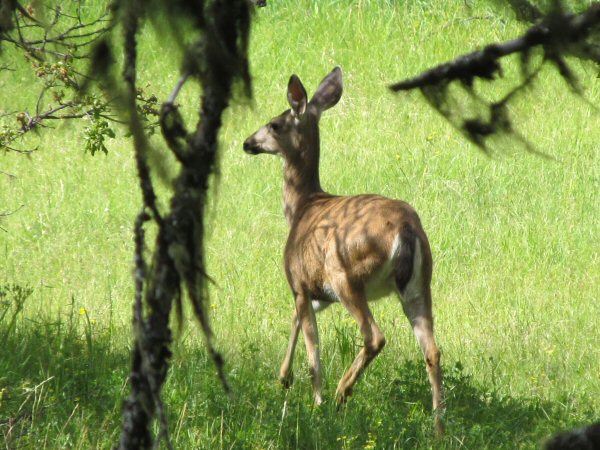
[364,233,402,301]
[390,233,402,260]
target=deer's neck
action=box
[282,144,323,226]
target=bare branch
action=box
[19,103,75,132]
[167,73,190,105]
[0,144,37,155]
[389,3,600,153]
[157,74,192,162]
[390,4,600,92]
[14,2,39,24]
[117,0,251,447]
[0,205,24,218]
[0,205,25,232]
[504,0,544,23]
[1,2,113,60]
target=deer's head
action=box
[243,67,343,160]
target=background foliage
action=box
[1,1,599,448]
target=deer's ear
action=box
[309,66,343,113]
[288,75,308,117]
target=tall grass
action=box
[1,1,599,448]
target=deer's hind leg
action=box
[402,298,444,436]
[333,281,386,404]
[398,241,445,436]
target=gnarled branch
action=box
[390,3,600,153]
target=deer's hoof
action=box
[434,413,445,438]
[335,387,352,407]
[279,371,294,389]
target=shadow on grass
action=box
[0,286,589,449]
[0,303,130,448]
[380,359,561,449]
[166,344,590,450]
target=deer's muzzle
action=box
[243,139,261,155]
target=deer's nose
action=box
[243,139,258,154]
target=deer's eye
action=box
[268,121,280,133]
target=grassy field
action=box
[1,1,599,448]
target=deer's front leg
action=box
[279,309,300,389]
[295,292,323,405]
[280,301,331,389]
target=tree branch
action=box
[0,204,24,218]
[389,3,600,153]
[1,3,112,60]
[0,205,25,233]
[390,4,600,92]
[116,0,252,447]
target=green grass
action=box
[1,1,599,448]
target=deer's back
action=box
[283,193,430,299]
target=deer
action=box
[243,67,445,435]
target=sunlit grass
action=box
[1,1,599,448]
